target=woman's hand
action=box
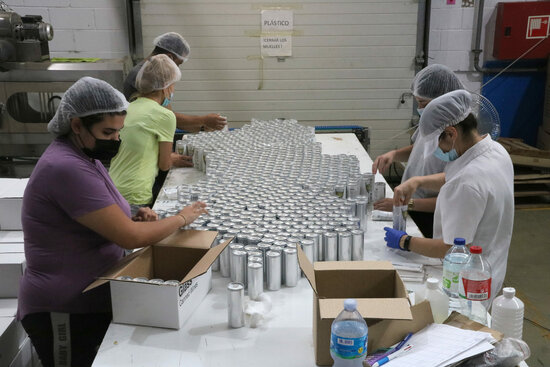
[178,201,208,225]
[373,198,393,212]
[393,177,420,206]
[372,150,396,174]
[132,207,158,222]
[171,153,193,168]
[202,113,227,131]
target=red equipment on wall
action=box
[493,1,550,60]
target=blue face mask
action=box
[417,107,424,116]
[434,146,459,162]
[161,92,174,107]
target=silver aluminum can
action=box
[305,233,319,261]
[362,173,374,202]
[228,282,244,328]
[247,262,263,301]
[211,234,223,272]
[355,198,368,230]
[248,255,263,263]
[392,205,407,232]
[244,245,258,253]
[283,248,299,287]
[248,236,262,246]
[374,182,386,202]
[313,229,324,261]
[338,231,352,261]
[351,229,364,261]
[323,232,338,261]
[230,249,247,286]
[266,250,282,291]
[301,239,315,263]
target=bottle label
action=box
[330,333,367,359]
[442,269,459,291]
[460,278,491,301]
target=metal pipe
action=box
[125,0,144,65]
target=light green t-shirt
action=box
[110,97,176,205]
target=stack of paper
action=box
[392,262,425,283]
[382,323,495,367]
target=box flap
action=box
[297,245,316,294]
[319,298,412,320]
[156,229,217,249]
[83,247,149,292]
[313,260,394,271]
[182,237,233,283]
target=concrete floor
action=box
[505,209,550,367]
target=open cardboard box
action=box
[297,246,421,366]
[85,230,232,329]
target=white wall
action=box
[429,0,547,93]
[7,0,129,59]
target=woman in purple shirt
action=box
[18,77,207,367]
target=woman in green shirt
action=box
[110,54,189,214]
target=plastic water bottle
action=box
[330,299,368,367]
[491,287,525,339]
[442,237,470,311]
[425,278,450,323]
[459,246,492,325]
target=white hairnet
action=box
[135,54,182,94]
[153,32,190,62]
[47,77,128,136]
[412,64,464,100]
[418,90,472,158]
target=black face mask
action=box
[81,128,121,161]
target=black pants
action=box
[408,211,434,238]
[21,312,112,367]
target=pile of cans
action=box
[161,119,388,302]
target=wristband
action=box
[403,235,412,252]
[177,213,187,226]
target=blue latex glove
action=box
[383,227,408,251]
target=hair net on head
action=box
[153,32,190,62]
[412,64,464,100]
[47,77,128,136]
[418,90,472,158]
[135,54,182,94]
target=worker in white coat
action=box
[372,64,464,238]
[383,89,514,300]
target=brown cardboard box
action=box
[297,247,415,366]
[85,230,232,329]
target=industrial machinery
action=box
[0,2,128,158]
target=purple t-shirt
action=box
[17,137,129,319]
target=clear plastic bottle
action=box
[442,237,470,311]
[459,246,492,325]
[491,287,525,339]
[425,278,450,323]
[330,299,368,367]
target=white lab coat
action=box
[433,135,514,299]
[402,132,447,199]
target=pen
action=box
[368,332,413,365]
[371,344,413,367]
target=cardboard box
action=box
[85,230,231,329]
[8,337,32,367]
[297,247,415,366]
[0,254,26,298]
[0,179,28,231]
[0,232,24,244]
[0,317,27,367]
[0,244,24,254]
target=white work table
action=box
[91,134,445,367]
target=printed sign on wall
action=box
[261,10,293,57]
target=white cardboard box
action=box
[85,230,232,329]
[0,254,26,298]
[0,232,24,244]
[0,179,28,231]
[0,244,24,254]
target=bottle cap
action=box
[503,287,516,298]
[344,298,357,311]
[427,277,439,290]
[453,238,466,246]
[470,245,482,254]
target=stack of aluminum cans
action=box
[164,119,386,297]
